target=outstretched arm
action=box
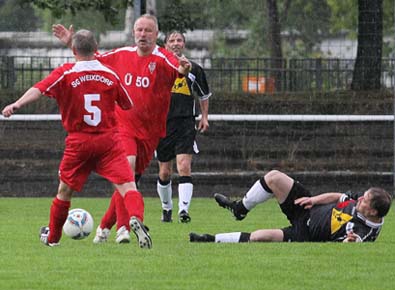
[2,88,42,117]
[52,24,74,48]
[295,192,343,209]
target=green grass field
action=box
[1,197,395,290]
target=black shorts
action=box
[156,117,198,162]
[280,181,312,242]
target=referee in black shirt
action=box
[156,31,211,223]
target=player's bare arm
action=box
[198,99,209,133]
[295,192,343,209]
[2,88,41,117]
[52,24,74,48]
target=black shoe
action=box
[179,210,191,223]
[189,232,215,243]
[161,209,173,223]
[214,193,248,221]
[130,217,152,249]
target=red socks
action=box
[100,190,118,230]
[100,190,145,231]
[48,197,70,243]
[124,190,144,222]
[114,191,130,231]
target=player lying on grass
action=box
[2,30,152,249]
[190,170,392,243]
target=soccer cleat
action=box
[115,226,130,244]
[214,193,248,221]
[189,232,215,243]
[161,209,173,223]
[39,226,60,247]
[130,217,152,249]
[179,210,191,223]
[92,226,111,244]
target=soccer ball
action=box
[63,208,94,240]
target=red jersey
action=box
[95,45,180,139]
[34,60,133,133]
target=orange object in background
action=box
[242,76,275,93]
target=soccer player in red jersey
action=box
[52,14,191,243]
[2,29,152,249]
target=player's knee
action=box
[264,170,282,187]
[159,162,172,180]
[178,166,191,176]
[159,170,171,181]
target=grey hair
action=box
[134,13,159,31]
[71,29,97,57]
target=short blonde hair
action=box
[134,14,159,31]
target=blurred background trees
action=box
[1,0,394,90]
[2,0,393,58]
[0,0,41,31]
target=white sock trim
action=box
[157,180,173,210]
[242,180,272,210]
[178,182,193,213]
[215,232,242,243]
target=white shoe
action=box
[39,226,60,247]
[92,226,110,244]
[130,217,152,249]
[115,226,130,243]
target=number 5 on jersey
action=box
[84,94,101,126]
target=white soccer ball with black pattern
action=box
[63,208,94,240]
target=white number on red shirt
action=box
[125,73,133,86]
[124,73,150,88]
[136,76,150,88]
[84,94,101,126]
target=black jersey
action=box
[308,193,384,242]
[166,60,211,120]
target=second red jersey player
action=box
[52,14,191,244]
[98,46,179,140]
[96,45,180,172]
